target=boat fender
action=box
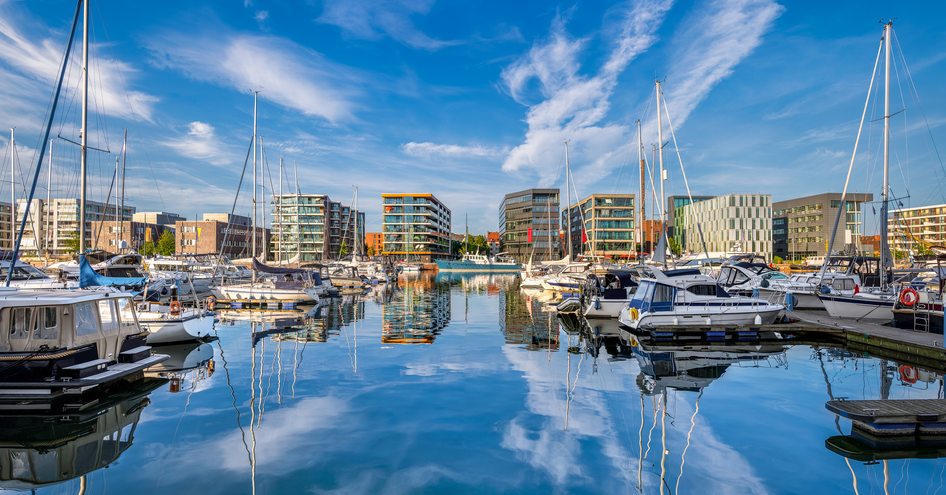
[169,300,182,316]
[629,307,640,321]
[898,287,918,307]
[753,314,762,325]
[208,359,216,375]
[594,298,601,310]
[819,285,831,295]
[206,295,217,310]
[899,364,917,384]
[853,284,860,295]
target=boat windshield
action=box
[0,265,50,280]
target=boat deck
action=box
[826,398,946,436]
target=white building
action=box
[888,203,946,255]
[15,198,135,256]
[680,193,773,259]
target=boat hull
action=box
[758,288,824,309]
[435,260,521,272]
[618,305,783,330]
[818,294,894,322]
[218,284,315,301]
[143,313,215,345]
[583,297,629,319]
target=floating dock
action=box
[826,399,946,436]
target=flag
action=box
[527,228,533,243]
[581,229,587,243]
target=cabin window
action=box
[10,308,34,339]
[687,285,718,296]
[653,284,675,303]
[116,298,132,325]
[75,302,99,337]
[97,300,118,334]
[37,307,59,340]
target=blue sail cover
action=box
[78,254,148,289]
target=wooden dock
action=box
[826,399,946,436]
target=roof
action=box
[0,288,132,306]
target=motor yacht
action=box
[617,268,783,330]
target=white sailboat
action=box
[818,22,899,322]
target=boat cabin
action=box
[627,269,730,313]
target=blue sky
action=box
[1,0,945,234]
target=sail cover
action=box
[78,255,148,289]
[252,258,307,275]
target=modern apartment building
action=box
[270,194,364,263]
[16,198,135,256]
[382,193,451,261]
[175,213,270,258]
[772,192,873,258]
[680,194,773,259]
[0,202,12,250]
[888,203,946,255]
[563,194,635,259]
[90,221,173,252]
[132,211,186,227]
[667,195,714,252]
[499,188,559,263]
[365,232,383,257]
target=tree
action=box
[366,245,375,257]
[667,237,682,256]
[140,241,156,257]
[773,255,784,264]
[62,231,79,254]
[156,230,176,256]
[339,240,349,257]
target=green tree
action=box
[667,237,682,256]
[773,255,784,264]
[156,230,176,256]
[62,231,79,254]
[140,241,156,257]
[339,240,349,257]
[366,245,375,257]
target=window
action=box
[37,307,59,340]
[10,307,34,339]
[653,284,675,303]
[75,302,99,337]
[687,285,718,296]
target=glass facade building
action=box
[563,194,635,259]
[681,194,773,259]
[271,194,364,262]
[381,193,451,261]
[499,188,560,263]
[772,192,872,259]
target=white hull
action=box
[330,277,365,289]
[758,288,824,309]
[143,313,215,345]
[819,294,894,322]
[583,298,629,319]
[218,284,315,301]
[619,305,782,330]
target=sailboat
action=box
[818,22,899,322]
[217,93,319,303]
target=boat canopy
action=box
[253,259,306,275]
[79,255,148,289]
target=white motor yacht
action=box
[617,268,783,330]
[542,262,591,292]
[582,267,650,318]
[131,301,215,345]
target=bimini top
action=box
[0,287,132,306]
[661,268,702,278]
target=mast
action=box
[9,128,14,251]
[353,186,359,259]
[119,128,126,250]
[278,157,283,263]
[656,80,665,235]
[564,140,572,260]
[880,21,892,288]
[252,91,258,283]
[294,161,300,262]
[79,0,89,253]
[546,196,552,260]
[46,139,52,258]
[637,120,645,259]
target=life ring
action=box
[899,287,919,307]
[899,364,917,384]
[629,307,640,321]
[169,300,182,316]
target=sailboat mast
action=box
[252,91,258,283]
[880,21,892,288]
[564,140,572,260]
[637,119,644,257]
[278,157,283,263]
[656,80,665,231]
[546,196,552,260]
[119,128,126,251]
[9,128,14,251]
[46,140,52,258]
[78,0,88,254]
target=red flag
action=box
[581,229,587,243]
[527,228,533,243]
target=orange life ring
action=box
[169,300,182,316]
[899,287,919,307]
[899,364,917,384]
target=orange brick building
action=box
[365,232,383,257]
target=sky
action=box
[1,0,945,234]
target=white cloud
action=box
[401,141,508,158]
[318,0,458,50]
[163,121,236,166]
[500,0,674,185]
[147,32,359,122]
[254,10,269,23]
[0,3,157,124]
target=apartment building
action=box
[176,213,269,259]
[365,232,383,257]
[270,194,364,262]
[888,203,946,255]
[667,195,714,252]
[132,211,186,227]
[563,194,635,259]
[499,188,560,263]
[90,221,173,252]
[382,193,451,262]
[680,194,773,259]
[16,198,135,256]
[772,192,873,258]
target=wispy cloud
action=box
[318,0,458,50]
[163,121,236,166]
[401,141,508,158]
[499,0,674,185]
[146,30,360,122]
[0,3,157,125]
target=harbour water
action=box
[6,274,944,494]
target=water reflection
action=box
[145,341,216,394]
[382,274,450,344]
[500,287,559,350]
[0,378,164,491]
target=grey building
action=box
[773,216,788,260]
[772,192,873,259]
[499,188,560,263]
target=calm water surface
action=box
[4,274,945,494]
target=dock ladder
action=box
[913,302,931,333]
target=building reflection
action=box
[381,274,451,344]
[218,296,366,344]
[436,272,518,294]
[0,378,165,491]
[500,289,559,350]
